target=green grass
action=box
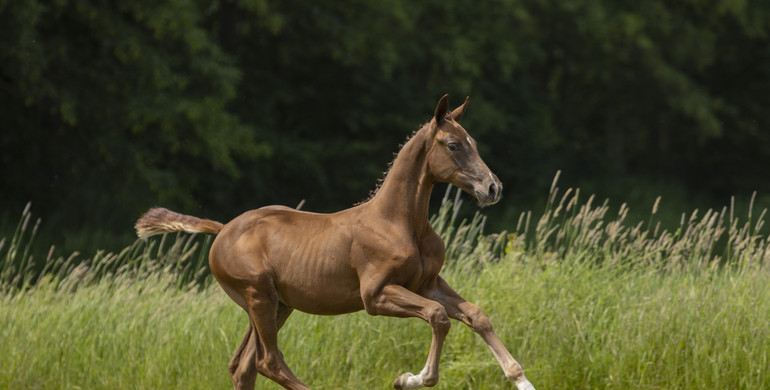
[1,179,769,389]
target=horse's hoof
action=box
[393,372,422,389]
[393,372,411,389]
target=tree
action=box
[2,0,769,253]
[0,0,269,232]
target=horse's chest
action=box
[352,227,445,290]
[402,237,445,290]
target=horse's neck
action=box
[368,129,434,233]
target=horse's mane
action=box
[356,123,428,206]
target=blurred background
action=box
[2,0,769,255]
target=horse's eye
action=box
[448,143,459,152]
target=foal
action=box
[136,95,535,390]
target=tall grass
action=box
[516,171,769,269]
[0,204,214,293]
[1,176,769,389]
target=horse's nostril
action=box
[488,183,497,198]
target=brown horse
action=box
[135,95,535,390]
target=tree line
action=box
[2,0,769,251]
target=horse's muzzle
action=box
[474,174,503,207]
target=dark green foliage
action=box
[0,0,268,231]
[1,0,769,253]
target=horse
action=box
[135,95,535,390]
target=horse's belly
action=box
[280,289,364,315]
[271,255,364,315]
[276,276,364,315]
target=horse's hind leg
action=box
[243,287,309,390]
[230,304,296,390]
[229,320,258,390]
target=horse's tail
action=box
[135,207,224,239]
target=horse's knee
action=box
[465,304,494,334]
[425,304,451,334]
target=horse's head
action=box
[427,95,503,207]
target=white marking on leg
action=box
[401,367,428,389]
[515,379,536,390]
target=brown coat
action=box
[135,95,534,390]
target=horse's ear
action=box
[433,94,449,125]
[451,96,470,122]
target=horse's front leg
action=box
[425,277,536,390]
[362,284,450,389]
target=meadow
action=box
[2,177,769,389]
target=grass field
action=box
[2,181,769,389]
